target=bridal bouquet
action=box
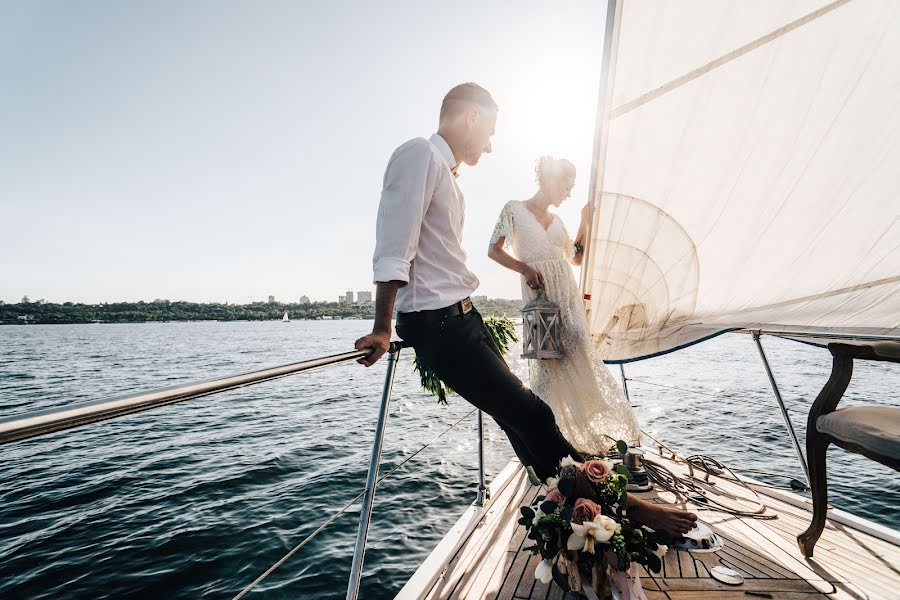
[518,441,671,599]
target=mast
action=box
[580,0,623,312]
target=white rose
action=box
[534,559,554,584]
[568,515,618,554]
[545,476,559,489]
[591,515,617,543]
[653,544,669,559]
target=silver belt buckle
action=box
[460,297,473,314]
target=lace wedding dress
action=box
[491,200,641,453]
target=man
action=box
[355,83,697,535]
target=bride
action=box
[488,156,641,454]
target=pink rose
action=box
[544,489,566,507]
[572,498,601,524]
[582,460,610,484]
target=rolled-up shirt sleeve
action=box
[373,140,437,284]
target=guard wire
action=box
[232,408,478,600]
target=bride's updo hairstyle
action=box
[535,156,576,197]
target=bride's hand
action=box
[521,265,545,290]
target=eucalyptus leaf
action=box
[647,553,662,574]
[540,501,558,515]
[615,464,633,482]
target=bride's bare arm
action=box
[571,203,590,266]
[488,238,544,288]
[488,237,525,272]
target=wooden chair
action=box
[798,341,900,557]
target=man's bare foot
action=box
[628,496,698,536]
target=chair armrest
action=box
[808,341,899,434]
[829,341,900,363]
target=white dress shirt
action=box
[372,133,480,312]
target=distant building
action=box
[344,290,354,304]
[299,295,310,305]
[356,291,373,304]
[338,296,346,305]
[36,299,46,305]
[268,295,275,304]
[21,295,30,304]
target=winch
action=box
[622,448,653,492]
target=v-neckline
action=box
[523,201,556,233]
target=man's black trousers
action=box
[396,306,581,480]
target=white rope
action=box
[639,429,773,519]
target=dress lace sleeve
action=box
[490,202,514,248]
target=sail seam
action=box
[728,275,900,316]
[609,0,852,119]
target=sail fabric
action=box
[584,0,900,362]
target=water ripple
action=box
[0,321,897,599]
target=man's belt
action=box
[398,297,474,321]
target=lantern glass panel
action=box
[521,292,562,359]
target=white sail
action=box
[584,0,900,362]
[282,311,289,322]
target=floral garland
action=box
[519,441,671,597]
[413,315,518,404]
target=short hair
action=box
[536,156,576,189]
[440,83,498,124]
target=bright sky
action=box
[1,1,607,304]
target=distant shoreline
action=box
[0,298,524,325]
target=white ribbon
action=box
[610,565,649,600]
[580,580,602,600]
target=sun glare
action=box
[497,57,600,168]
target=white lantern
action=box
[521,291,563,359]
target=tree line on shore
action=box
[1,298,525,325]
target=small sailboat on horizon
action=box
[282,311,289,322]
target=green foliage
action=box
[0,297,528,325]
[0,300,380,324]
[412,315,519,404]
[413,355,452,404]
[483,315,519,355]
[614,464,633,482]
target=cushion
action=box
[817,406,900,461]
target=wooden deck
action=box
[402,452,900,599]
